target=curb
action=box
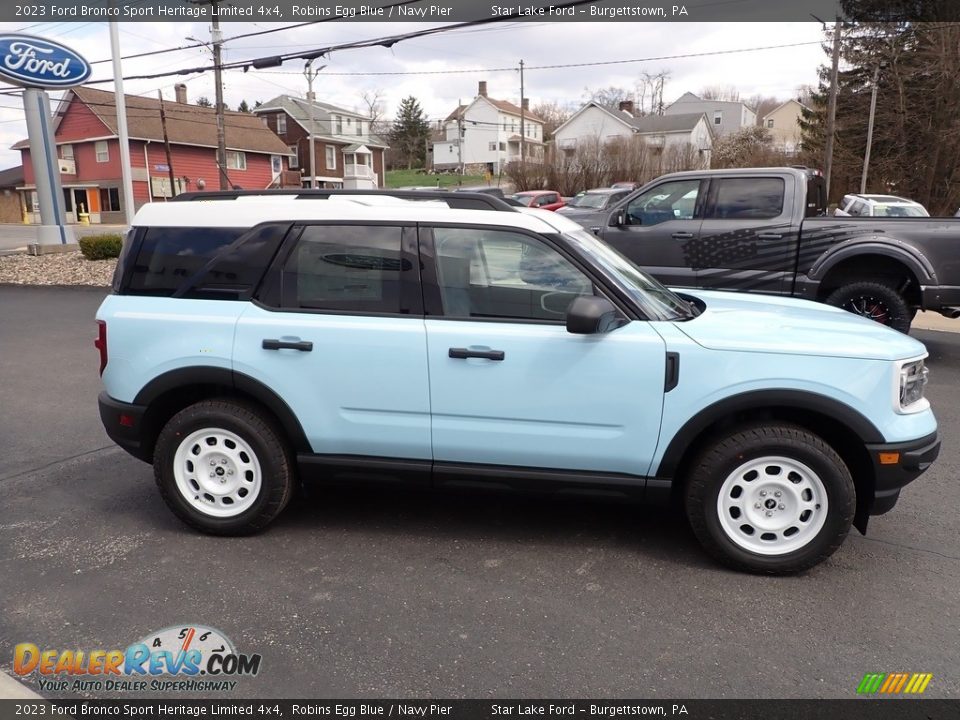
[912,311,960,334]
[0,671,43,699]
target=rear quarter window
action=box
[711,178,785,219]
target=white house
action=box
[761,99,808,153]
[432,81,545,174]
[664,92,756,138]
[552,101,713,164]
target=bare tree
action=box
[744,94,783,125]
[635,70,670,115]
[531,101,574,142]
[360,89,391,139]
[700,85,741,102]
[582,85,632,111]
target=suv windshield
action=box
[563,228,694,321]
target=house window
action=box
[326,145,336,170]
[226,151,246,170]
[277,114,286,133]
[288,145,299,169]
[357,121,363,137]
[260,117,268,127]
[99,187,121,212]
[336,116,343,134]
[489,142,497,151]
[767,118,774,128]
[346,117,352,127]
[95,141,108,163]
[61,144,74,159]
[500,142,506,151]
[713,111,722,126]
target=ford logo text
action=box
[0,35,91,88]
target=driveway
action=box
[0,285,958,699]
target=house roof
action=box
[554,102,708,139]
[445,95,544,124]
[12,86,290,155]
[255,95,389,148]
[444,105,467,122]
[761,98,810,122]
[0,164,24,187]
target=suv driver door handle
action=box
[262,338,314,352]
[448,347,505,361]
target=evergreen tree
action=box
[237,99,251,113]
[390,96,430,170]
[195,96,213,108]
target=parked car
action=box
[511,190,566,211]
[590,168,960,332]
[95,189,939,574]
[555,188,632,228]
[611,181,641,190]
[835,194,929,218]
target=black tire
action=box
[153,398,294,535]
[825,280,912,333]
[684,423,855,574]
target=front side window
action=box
[276,114,287,133]
[709,178,785,219]
[226,151,246,170]
[325,145,336,170]
[95,141,108,163]
[625,180,701,226]
[280,225,408,313]
[431,227,594,321]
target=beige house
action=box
[761,99,808,154]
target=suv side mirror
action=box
[566,296,622,334]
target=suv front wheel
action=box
[684,424,855,574]
[153,399,294,535]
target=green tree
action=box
[390,96,430,170]
[237,99,251,113]
[195,96,213,108]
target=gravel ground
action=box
[0,251,115,286]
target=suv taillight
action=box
[94,320,107,376]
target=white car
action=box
[835,194,929,218]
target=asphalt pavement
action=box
[1,285,958,700]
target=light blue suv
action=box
[95,190,940,573]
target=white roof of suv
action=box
[133,195,585,234]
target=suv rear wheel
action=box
[153,399,294,535]
[684,424,855,574]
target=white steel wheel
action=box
[172,427,263,518]
[717,456,828,555]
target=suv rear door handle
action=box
[757,232,783,241]
[671,232,694,239]
[262,339,313,352]
[449,347,505,361]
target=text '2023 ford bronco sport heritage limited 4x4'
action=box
[96,190,940,574]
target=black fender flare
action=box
[809,240,935,288]
[133,366,311,453]
[654,389,884,480]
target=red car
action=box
[510,190,566,211]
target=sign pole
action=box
[22,88,74,246]
[110,21,135,225]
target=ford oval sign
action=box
[0,34,91,89]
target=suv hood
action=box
[673,289,926,361]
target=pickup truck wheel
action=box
[825,281,911,332]
[153,399,294,535]
[685,424,855,574]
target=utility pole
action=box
[457,98,464,176]
[157,91,178,199]
[519,59,525,164]
[304,60,321,189]
[824,18,842,201]
[861,63,881,194]
[211,0,227,189]
[109,21,135,224]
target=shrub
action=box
[79,233,123,261]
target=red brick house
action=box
[254,95,388,189]
[14,85,293,224]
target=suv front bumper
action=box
[98,392,150,463]
[865,431,940,515]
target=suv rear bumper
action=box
[98,392,150,463]
[865,431,940,515]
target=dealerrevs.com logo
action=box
[14,625,261,693]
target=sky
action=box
[0,20,829,169]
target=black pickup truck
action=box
[587,167,960,332]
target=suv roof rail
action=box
[171,189,518,212]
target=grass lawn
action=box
[385,169,495,189]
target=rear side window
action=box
[279,225,411,314]
[127,227,244,295]
[710,178,785,219]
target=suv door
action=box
[695,175,798,296]
[233,223,432,462]
[420,224,667,479]
[598,178,704,289]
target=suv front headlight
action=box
[897,358,929,412]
